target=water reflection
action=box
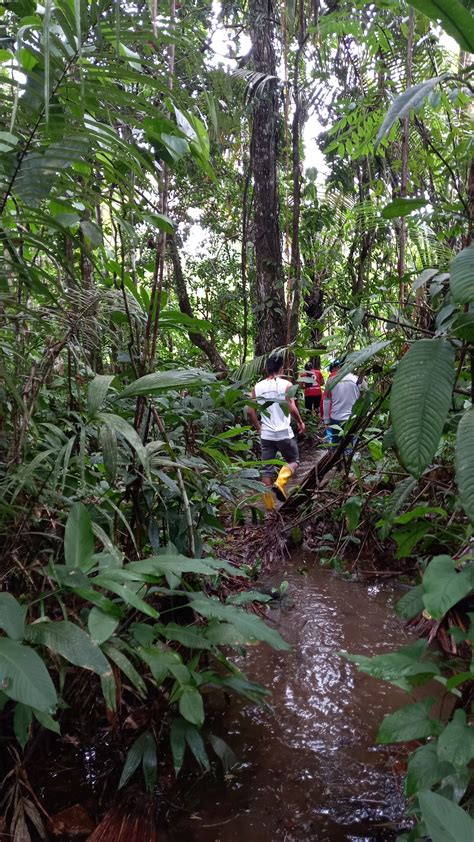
[173,559,411,841]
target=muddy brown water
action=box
[171,557,412,842]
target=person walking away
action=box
[299,362,324,413]
[247,355,305,509]
[322,360,363,446]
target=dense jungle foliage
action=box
[0,0,474,838]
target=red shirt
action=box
[300,369,324,397]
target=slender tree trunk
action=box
[168,237,228,377]
[398,7,414,308]
[248,0,287,355]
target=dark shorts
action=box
[261,438,299,477]
[305,394,321,412]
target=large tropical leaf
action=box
[408,0,474,54]
[422,555,473,619]
[0,639,57,712]
[26,620,111,676]
[64,503,95,571]
[449,244,474,304]
[375,76,447,149]
[0,593,25,640]
[390,339,455,477]
[118,368,216,399]
[418,791,474,842]
[456,407,474,523]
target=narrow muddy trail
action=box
[172,557,412,842]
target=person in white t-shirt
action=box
[322,359,365,445]
[247,355,305,509]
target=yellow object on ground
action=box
[272,465,294,502]
[262,491,276,511]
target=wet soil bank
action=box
[172,556,412,842]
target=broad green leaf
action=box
[375,76,446,149]
[93,576,159,619]
[87,374,116,416]
[156,623,212,650]
[0,593,25,640]
[326,341,390,392]
[418,790,474,842]
[190,595,291,650]
[87,608,119,645]
[413,268,440,292]
[0,639,57,712]
[408,0,474,53]
[100,671,117,712]
[405,742,453,797]
[422,555,473,619]
[396,584,424,620]
[394,521,431,559]
[377,699,442,743]
[64,503,94,570]
[437,709,474,769]
[456,407,474,523]
[179,686,205,727]
[26,620,111,676]
[139,647,182,684]
[118,368,216,399]
[343,496,364,531]
[33,708,60,734]
[182,722,209,771]
[381,198,427,219]
[391,339,455,477]
[450,244,474,304]
[344,641,439,682]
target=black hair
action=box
[329,359,342,372]
[304,361,313,371]
[266,354,284,375]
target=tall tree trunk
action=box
[398,7,414,308]
[168,237,228,377]
[249,0,287,355]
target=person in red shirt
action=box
[299,361,324,413]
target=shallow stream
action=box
[172,556,412,842]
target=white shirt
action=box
[253,376,294,441]
[323,373,361,423]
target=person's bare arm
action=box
[246,389,261,434]
[285,385,305,434]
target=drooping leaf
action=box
[375,76,447,149]
[208,733,238,772]
[156,623,213,650]
[14,702,32,750]
[450,244,474,304]
[395,584,425,620]
[178,686,205,728]
[64,503,94,571]
[98,413,148,469]
[326,341,390,392]
[118,368,216,399]
[408,0,474,54]
[102,643,147,698]
[189,595,291,650]
[418,790,474,842]
[343,640,439,682]
[381,198,427,219]
[0,592,25,640]
[99,424,118,484]
[437,709,474,769]
[87,374,116,416]
[87,608,119,645]
[0,639,57,712]
[26,620,111,676]
[390,339,455,477]
[422,555,473,619]
[119,731,156,790]
[377,699,442,743]
[405,742,453,797]
[456,407,474,523]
